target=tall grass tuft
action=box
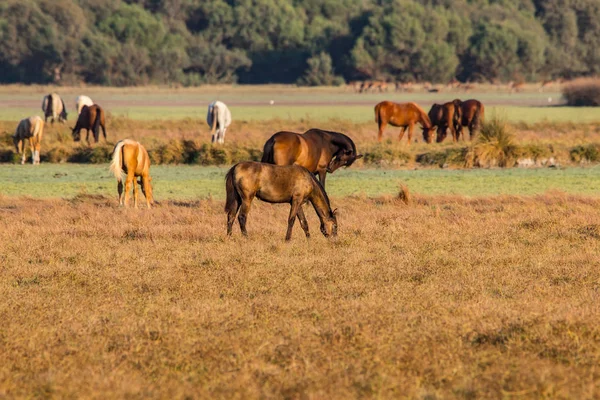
[474,114,517,167]
[562,78,600,106]
[397,184,411,205]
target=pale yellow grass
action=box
[1,194,599,398]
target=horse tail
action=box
[261,136,276,163]
[478,103,485,124]
[61,98,67,120]
[110,140,126,182]
[41,95,48,114]
[225,165,241,213]
[92,107,102,142]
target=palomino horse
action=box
[207,101,231,144]
[72,104,107,144]
[425,102,460,143]
[453,99,485,141]
[41,93,67,124]
[225,162,338,240]
[13,116,44,165]
[110,139,154,209]
[75,95,93,115]
[374,101,432,144]
[261,128,362,187]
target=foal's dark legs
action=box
[238,198,253,236]
[297,206,310,238]
[227,202,241,236]
[285,197,302,241]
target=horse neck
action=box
[309,180,332,222]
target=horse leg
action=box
[102,124,107,141]
[141,175,152,209]
[20,139,27,165]
[117,179,124,206]
[407,123,415,145]
[398,126,406,142]
[238,198,253,236]
[378,120,387,142]
[133,175,140,209]
[124,173,134,207]
[285,197,302,241]
[297,206,310,238]
[86,129,91,146]
[227,201,241,236]
[318,170,326,187]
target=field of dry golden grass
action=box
[1,193,600,398]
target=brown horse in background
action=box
[374,101,432,144]
[13,116,44,165]
[110,139,154,209]
[225,162,338,241]
[425,102,460,143]
[72,104,106,144]
[453,99,485,141]
[261,129,362,187]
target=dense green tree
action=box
[0,0,597,85]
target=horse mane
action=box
[319,129,357,154]
[412,103,432,128]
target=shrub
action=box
[570,144,600,163]
[562,78,600,106]
[474,115,517,167]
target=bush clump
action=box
[474,115,517,167]
[570,144,600,163]
[562,78,600,106]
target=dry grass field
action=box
[1,193,600,398]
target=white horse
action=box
[75,95,94,115]
[41,93,67,124]
[206,101,231,144]
[13,116,45,165]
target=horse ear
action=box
[355,154,363,159]
[332,208,338,215]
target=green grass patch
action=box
[1,164,599,200]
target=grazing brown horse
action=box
[374,101,432,144]
[225,162,338,241]
[72,105,107,144]
[425,102,460,143]
[110,139,154,209]
[453,99,485,141]
[13,116,44,165]
[261,129,362,187]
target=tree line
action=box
[1,0,598,86]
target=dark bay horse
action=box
[453,99,485,140]
[425,102,460,143]
[72,104,107,144]
[261,129,362,187]
[110,139,154,209]
[374,101,432,144]
[225,162,338,241]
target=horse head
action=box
[327,150,363,173]
[71,126,81,142]
[422,126,436,144]
[320,208,338,238]
[13,135,20,153]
